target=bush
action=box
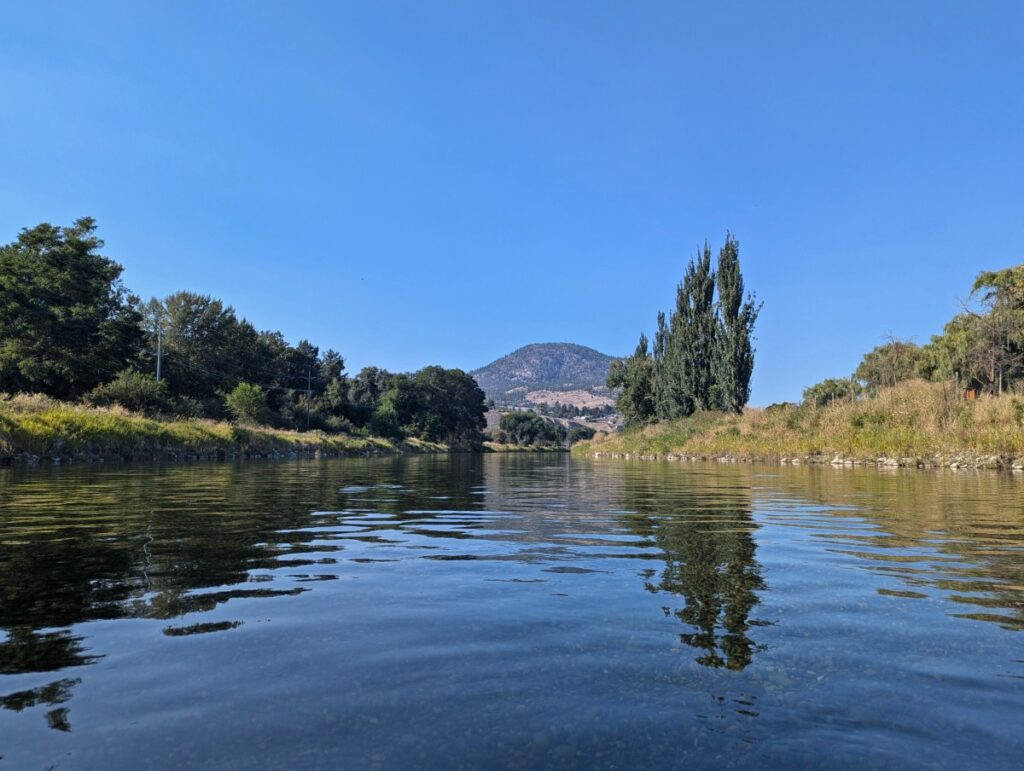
[499,412,566,446]
[225,383,268,425]
[87,370,171,415]
[567,426,596,444]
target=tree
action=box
[408,367,487,447]
[0,218,144,398]
[969,265,1024,392]
[713,234,761,412]
[655,243,718,418]
[498,412,566,446]
[366,367,486,446]
[152,291,253,411]
[915,264,1024,393]
[348,367,394,426]
[653,311,673,419]
[679,242,718,411]
[647,234,760,419]
[607,333,656,426]
[802,377,861,407]
[225,383,268,424]
[567,425,596,444]
[854,338,923,393]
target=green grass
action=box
[0,394,445,463]
[574,380,1024,463]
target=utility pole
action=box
[156,324,163,383]
[306,364,313,431]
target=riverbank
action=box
[0,395,446,465]
[574,380,1024,470]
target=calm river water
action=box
[1,455,1022,769]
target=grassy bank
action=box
[574,380,1024,469]
[482,441,568,453]
[0,394,446,465]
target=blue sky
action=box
[2,1,1022,405]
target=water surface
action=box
[1,456,1022,768]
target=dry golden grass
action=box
[0,394,442,462]
[574,380,1024,462]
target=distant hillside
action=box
[471,343,618,409]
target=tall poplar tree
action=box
[608,333,656,426]
[630,233,760,422]
[653,310,674,420]
[713,234,760,412]
[689,242,719,410]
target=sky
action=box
[1,1,1022,405]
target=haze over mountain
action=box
[471,343,618,409]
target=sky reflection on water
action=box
[1,456,1022,769]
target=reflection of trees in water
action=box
[0,629,99,733]
[768,466,1024,631]
[622,467,767,670]
[0,677,79,732]
[0,456,486,730]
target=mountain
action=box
[471,343,619,409]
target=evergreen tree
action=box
[713,234,760,412]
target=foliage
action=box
[0,394,427,463]
[225,383,269,424]
[631,234,760,421]
[567,425,596,444]
[534,401,615,419]
[854,339,924,393]
[802,377,862,407]
[607,334,656,426]
[816,263,1024,400]
[498,411,567,446]
[358,367,486,447]
[0,219,496,445]
[578,380,1024,460]
[87,370,171,415]
[0,218,144,399]
[713,234,761,412]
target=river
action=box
[1,455,1021,768]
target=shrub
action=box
[225,383,268,425]
[568,426,596,444]
[499,412,566,446]
[87,370,171,415]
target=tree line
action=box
[802,265,1024,406]
[533,401,615,419]
[0,218,486,446]
[608,234,761,426]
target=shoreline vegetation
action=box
[4,219,1022,471]
[0,395,568,466]
[575,380,1024,471]
[0,218,498,457]
[590,236,1024,474]
[0,394,442,465]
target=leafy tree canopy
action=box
[0,218,144,398]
